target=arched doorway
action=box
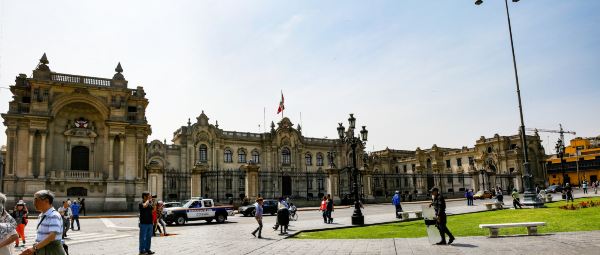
[71,146,89,170]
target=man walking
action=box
[19,190,66,255]
[565,183,574,202]
[392,191,402,218]
[511,188,523,209]
[251,198,263,238]
[139,191,155,255]
[70,201,81,231]
[57,201,72,238]
[429,187,454,245]
[326,194,334,224]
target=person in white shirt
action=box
[0,192,18,255]
[57,202,72,238]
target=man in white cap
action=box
[392,191,402,218]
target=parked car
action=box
[545,185,563,193]
[164,198,235,225]
[163,202,182,208]
[473,190,494,199]
[238,199,278,216]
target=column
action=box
[27,131,34,177]
[191,165,207,197]
[119,135,125,180]
[363,172,373,200]
[326,167,340,201]
[108,136,114,179]
[243,164,260,200]
[39,132,47,177]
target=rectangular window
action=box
[317,178,324,190]
[446,160,451,168]
[238,154,246,163]
[308,178,313,189]
[403,165,407,173]
[447,175,453,183]
[457,158,462,167]
[458,174,464,183]
[226,178,232,189]
[468,157,474,166]
[411,164,416,171]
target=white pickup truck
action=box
[164,198,235,225]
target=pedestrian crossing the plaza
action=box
[15,230,131,247]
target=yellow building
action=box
[547,136,600,185]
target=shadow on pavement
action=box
[450,243,478,248]
[168,221,239,227]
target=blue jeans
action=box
[139,224,153,253]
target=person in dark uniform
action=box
[429,187,455,245]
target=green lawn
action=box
[295,197,600,239]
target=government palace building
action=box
[1,55,548,211]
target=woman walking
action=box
[11,201,27,247]
[320,196,328,223]
[156,202,167,236]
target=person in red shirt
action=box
[320,196,328,223]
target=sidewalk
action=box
[252,231,600,255]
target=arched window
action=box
[251,150,260,163]
[224,149,233,163]
[316,153,324,166]
[199,144,208,162]
[305,153,312,166]
[71,146,89,170]
[238,149,247,163]
[282,148,291,165]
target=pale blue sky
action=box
[0,0,598,154]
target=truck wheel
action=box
[176,216,186,225]
[205,218,213,223]
[216,214,226,223]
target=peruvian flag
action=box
[277,91,285,114]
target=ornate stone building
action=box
[1,54,151,211]
[368,133,547,198]
[146,113,367,202]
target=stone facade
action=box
[1,54,151,211]
[146,113,367,202]
[368,133,547,196]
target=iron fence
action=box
[163,170,191,202]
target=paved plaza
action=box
[11,190,598,255]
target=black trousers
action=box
[395,204,403,218]
[513,198,522,209]
[436,214,454,242]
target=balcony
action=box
[50,170,103,181]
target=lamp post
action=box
[555,139,566,185]
[475,0,543,207]
[337,113,368,225]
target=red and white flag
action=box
[277,91,285,115]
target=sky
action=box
[0,0,598,154]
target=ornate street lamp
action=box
[476,0,542,207]
[555,139,566,185]
[337,113,368,225]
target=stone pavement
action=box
[62,190,598,255]
[252,231,600,255]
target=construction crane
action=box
[526,124,576,145]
